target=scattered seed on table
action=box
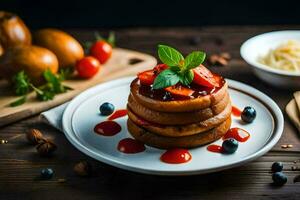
[1,140,8,144]
[281,144,293,149]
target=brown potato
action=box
[34,28,84,68]
[0,43,3,56]
[0,45,58,84]
[0,11,32,49]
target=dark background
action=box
[1,0,300,28]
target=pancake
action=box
[127,100,231,137]
[130,78,228,112]
[127,92,230,125]
[127,117,231,149]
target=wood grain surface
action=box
[0,48,156,127]
[1,26,300,200]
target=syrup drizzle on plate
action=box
[160,149,192,164]
[94,121,121,136]
[108,109,128,120]
[207,128,250,153]
[232,106,242,117]
[117,138,146,154]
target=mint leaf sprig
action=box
[153,45,205,89]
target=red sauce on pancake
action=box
[133,75,225,101]
[160,149,192,164]
[108,109,128,120]
[94,121,121,136]
[223,128,250,142]
[117,138,146,153]
[207,145,223,153]
[232,106,242,117]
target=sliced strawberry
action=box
[192,65,220,88]
[154,64,168,72]
[212,74,223,86]
[165,85,194,97]
[138,70,156,85]
[138,64,168,85]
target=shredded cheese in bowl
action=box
[258,40,300,72]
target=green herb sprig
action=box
[153,45,205,89]
[12,71,31,95]
[10,70,72,107]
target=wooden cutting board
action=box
[0,48,157,127]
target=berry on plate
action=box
[100,102,115,116]
[241,106,256,123]
[222,138,239,154]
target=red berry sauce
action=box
[160,149,192,164]
[117,138,146,154]
[94,121,121,136]
[108,109,128,120]
[207,145,223,153]
[223,128,250,142]
[232,106,242,117]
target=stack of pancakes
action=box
[127,78,232,149]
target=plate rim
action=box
[62,76,284,176]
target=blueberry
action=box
[241,106,256,123]
[271,162,283,172]
[100,102,115,116]
[272,172,287,186]
[41,168,54,179]
[222,138,239,154]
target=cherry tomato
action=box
[137,64,168,85]
[193,65,220,88]
[165,85,194,97]
[76,56,101,78]
[90,41,112,64]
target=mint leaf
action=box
[179,70,194,86]
[169,66,181,71]
[184,51,206,69]
[158,45,184,67]
[10,96,26,107]
[153,69,180,89]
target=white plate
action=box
[240,30,300,88]
[62,77,284,175]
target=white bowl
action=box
[240,30,300,89]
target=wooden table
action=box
[1,26,300,199]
